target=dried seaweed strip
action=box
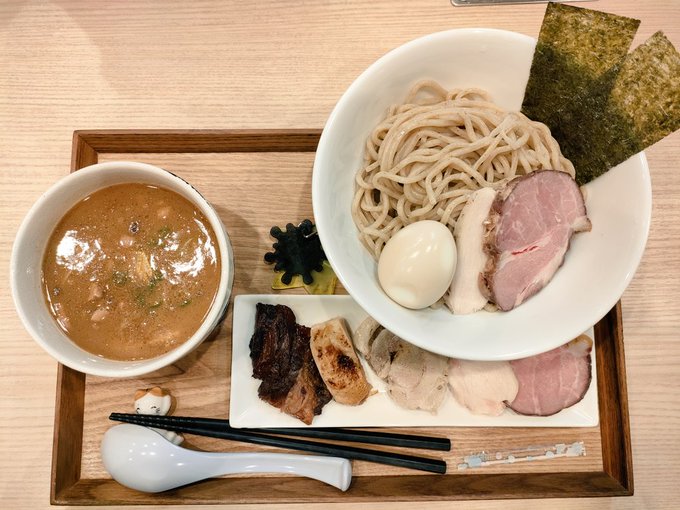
[522,3,640,129]
[562,32,680,183]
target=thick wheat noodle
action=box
[352,80,575,259]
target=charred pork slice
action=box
[250,303,301,404]
[249,304,331,424]
[281,325,333,424]
[508,335,593,416]
[483,170,591,311]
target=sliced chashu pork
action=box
[447,359,518,416]
[482,170,591,311]
[508,335,593,416]
[390,351,449,412]
[353,317,448,413]
[446,187,496,314]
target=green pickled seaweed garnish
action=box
[112,270,129,286]
[148,226,173,247]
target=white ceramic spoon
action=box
[101,424,352,492]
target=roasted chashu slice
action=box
[310,318,372,406]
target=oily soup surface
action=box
[42,183,221,361]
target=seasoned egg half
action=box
[377,220,457,309]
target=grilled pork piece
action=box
[310,318,372,405]
[508,335,593,416]
[482,170,591,311]
[249,304,331,424]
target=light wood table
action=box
[1,1,678,508]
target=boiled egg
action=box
[378,220,457,309]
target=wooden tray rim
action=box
[51,129,634,505]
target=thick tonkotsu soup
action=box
[41,183,221,361]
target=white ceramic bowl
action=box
[312,29,651,360]
[11,161,234,377]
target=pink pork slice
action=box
[483,170,591,311]
[508,335,593,416]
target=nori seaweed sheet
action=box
[561,32,680,183]
[522,3,640,129]
[521,3,642,184]
[610,32,680,149]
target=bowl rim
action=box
[312,28,652,360]
[10,160,234,377]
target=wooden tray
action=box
[51,130,633,505]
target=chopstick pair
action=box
[109,413,449,474]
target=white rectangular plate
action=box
[229,294,599,428]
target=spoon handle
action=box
[209,452,352,491]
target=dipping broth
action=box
[41,183,221,361]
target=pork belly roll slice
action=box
[482,170,591,311]
[352,317,448,413]
[508,335,593,416]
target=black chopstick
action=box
[252,427,451,451]
[109,413,447,474]
[123,414,449,451]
